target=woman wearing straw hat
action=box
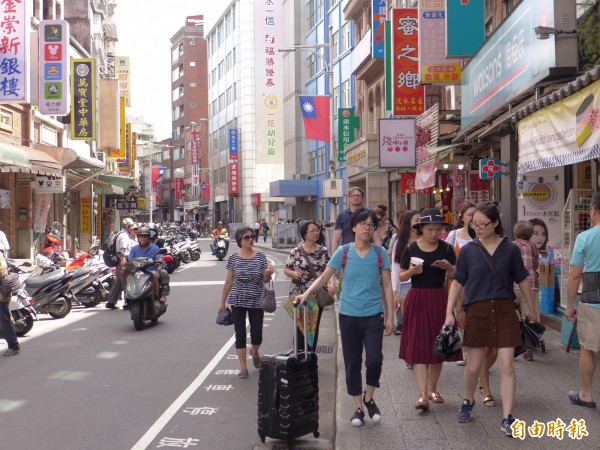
[399,208,457,411]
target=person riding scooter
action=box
[128,227,168,311]
[210,222,229,255]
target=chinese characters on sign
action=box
[509,418,588,441]
[228,128,238,160]
[70,59,96,140]
[229,162,239,195]
[0,0,29,103]
[81,198,91,234]
[337,108,360,162]
[372,0,387,58]
[379,118,416,168]
[115,56,130,106]
[190,128,199,164]
[175,178,184,200]
[39,20,70,115]
[392,8,425,116]
[400,172,434,194]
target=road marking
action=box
[131,333,236,450]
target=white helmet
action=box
[122,218,135,227]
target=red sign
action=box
[175,178,184,200]
[229,163,239,195]
[251,193,261,206]
[400,172,433,194]
[392,9,425,116]
[190,129,199,165]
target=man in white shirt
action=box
[0,229,10,258]
[105,218,138,310]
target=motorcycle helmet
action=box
[218,221,224,225]
[434,325,462,359]
[147,223,159,240]
[137,226,151,237]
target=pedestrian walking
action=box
[0,228,10,258]
[331,186,365,253]
[0,250,20,356]
[283,221,335,352]
[372,203,388,246]
[444,202,536,437]
[254,219,261,242]
[105,218,138,310]
[566,193,600,409]
[261,219,270,242]
[399,208,457,411]
[218,227,275,379]
[295,208,394,427]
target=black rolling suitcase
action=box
[257,303,319,444]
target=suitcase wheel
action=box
[259,434,265,443]
[314,431,320,438]
[541,339,546,353]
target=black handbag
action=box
[298,246,334,308]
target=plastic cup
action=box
[410,257,424,266]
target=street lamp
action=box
[279,26,336,214]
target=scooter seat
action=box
[25,270,66,288]
[73,266,94,278]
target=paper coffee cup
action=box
[410,257,424,266]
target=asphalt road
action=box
[0,239,306,450]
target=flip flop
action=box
[568,391,597,408]
[483,394,496,407]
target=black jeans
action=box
[231,306,264,349]
[0,299,19,350]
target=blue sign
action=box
[479,158,502,180]
[461,0,556,131]
[371,0,387,59]
[44,63,62,81]
[446,0,484,58]
[228,128,238,160]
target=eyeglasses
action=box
[242,235,254,241]
[469,221,492,230]
[357,222,376,230]
[349,194,363,199]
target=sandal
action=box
[415,395,430,411]
[252,355,261,369]
[483,394,496,407]
[428,392,444,403]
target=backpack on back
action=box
[103,231,124,267]
[341,243,383,273]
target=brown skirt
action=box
[463,299,522,348]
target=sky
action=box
[114,1,223,141]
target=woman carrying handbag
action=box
[284,221,335,352]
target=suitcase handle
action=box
[292,301,308,360]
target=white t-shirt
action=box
[0,230,9,252]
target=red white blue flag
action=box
[299,95,330,142]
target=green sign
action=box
[338,108,360,162]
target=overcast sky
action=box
[114,1,223,141]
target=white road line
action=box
[131,333,236,450]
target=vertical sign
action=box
[81,198,91,234]
[0,0,30,103]
[418,0,462,84]
[229,162,239,195]
[190,128,199,164]
[392,9,425,116]
[372,0,387,58]
[108,97,126,161]
[70,59,96,140]
[115,56,131,107]
[175,178,184,200]
[95,195,101,239]
[254,0,284,165]
[338,108,360,162]
[379,118,416,168]
[446,0,485,58]
[39,20,70,115]
[228,128,238,160]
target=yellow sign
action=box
[81,198,91,234]
[137,197,146,209]
[523,192,548,198]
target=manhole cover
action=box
[315,345,334,354]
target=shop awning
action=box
[93,183,125,195]
[98,174,134,192]
[35,144,105,170]
[0,141,32,171]
[22,147,62,176]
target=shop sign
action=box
[379,118,416,168]
[445,0,484,58]
[229,163,239,195]
[518,79,600,175]
[400,172,433,194]
[468,173,490,204]
[0,1,30,103]
[35,175,64,193]
[190,128,199,164]
[81,198,91,234]
[372,0,387,58]
[478,158,502,180]
[415,159,435,190]
[39,20,70,115]
[175,178,184,200]
[251,193,261,206]
[461,0,556,130]
[70,59,96,140]
[418,0,462,84]
[338,108,360,162]
[228,128,238,160]
[347,149,367,165]
[115,56,131,107]
[392,8,425,116]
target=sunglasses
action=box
[242,235,254,241]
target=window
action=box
[342,80,350,107]
[190,82,196,88]
[484,0,497,36]
[162,149,171,161]
[333,86,339,111]
[172,67,179,82]
[189,61,196,67]
[341,22,350,53]
[308,53,316,78]
[171,47,179,64]
[309,151,316,173]
[227,86,234,104]
[219,93,225,111]
[308,0,316,29]
[317,48,325,72]
[178,43,184,57]
[332,30,339,61]
[212,69,217,86]
[317,0,324,23]
[318,146,325,172]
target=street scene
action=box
[1,0,600,449]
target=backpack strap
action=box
[341,243,383,275]
[341,243,351,269]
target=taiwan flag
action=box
[299,95,330,142]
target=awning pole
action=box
[68,169,107,190]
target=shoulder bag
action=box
[259,280,277,312]
[475,243,514,293]
[299,246,334,308]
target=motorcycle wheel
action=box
[166,262,175,274]
[217,251,225,261]
[48,297,72,319]
[132,302,145,330]
[174,258,181,268]
[190,250,200,261]
[181,251,191,264]
[13,309,34,337]
[82,290,104,308]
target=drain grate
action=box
[315,345,334,354]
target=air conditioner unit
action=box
[293,173,309,180]
[190,40,195,46]
[190,102,197,108]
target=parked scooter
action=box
[41,222,66,265]
[22,269,74,319]
[8,289,37,336]
[188,238,201,261]
[124,249,168,331]
[214,235,230,261]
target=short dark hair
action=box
[513,220,533,240]
[591,193,600,211]
[234,226,254,247]
[350,207,378,230]
[300,220,319,240]
[475,202,504,236]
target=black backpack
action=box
[103,231,124,267]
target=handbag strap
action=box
[298,245,319,281]
[475,243,513,292]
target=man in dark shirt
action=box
[332,186,365,254]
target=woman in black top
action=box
[399,209,456,411]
